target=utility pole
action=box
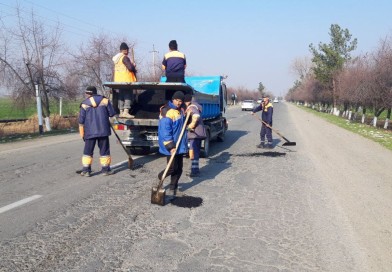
[149,44,159,79]
[26,62,43,135]
[35,82,44,135]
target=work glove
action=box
[79,125,85,140]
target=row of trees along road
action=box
[0,6,163,131]
[287,24,392,129]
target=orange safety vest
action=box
[114,55,137,82]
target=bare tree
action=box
[290,56,313,80]
[367,36,392,126]
[0,5,67,130]
[68,33,138,96]
[336,56,371,119]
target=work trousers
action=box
[260,124,273,144]
[166,76,185,83]
[158,154,184,190]
[82,136,111,172]
[118,89,133,110]
[189,138,201,174]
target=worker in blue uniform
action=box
[78,86,116,177]
[162,40,187,83]
[157,91,188,196]
[251,97,274,148]
[184,94,206,177]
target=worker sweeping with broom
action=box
[251,97,274,149]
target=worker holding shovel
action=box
[251,97,274,148]
[157,91,188,198]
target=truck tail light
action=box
[113,124,127,130]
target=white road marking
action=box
[0,195,42,214]
[111,161,126,168]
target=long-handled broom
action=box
[110,122,134,169]
[253,114,296,146]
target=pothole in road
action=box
[170,196,203,208]
[234,152,286,157]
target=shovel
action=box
[110,122,134,169]
[151,111,190,206]
[253,114,296,146]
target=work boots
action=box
[119,109,124,118]
[122,109,135,119]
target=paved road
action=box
[0,103,391,271]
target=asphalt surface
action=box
[0,103,391,271]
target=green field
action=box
[0,97,81,119]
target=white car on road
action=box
[241,100,255,111]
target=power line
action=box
[21,0,103,32]
[0,1,98,37]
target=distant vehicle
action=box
[273,98,279,103]
[256,98,263,104]
[241,100,255,111]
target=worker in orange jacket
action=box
[112,42,137,118]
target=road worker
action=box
[162,40,187,83]
[251,97,274,148]
[78,86,116,177]
[157,91,188,197]
[184,94,206,177]
[112,42,137,118]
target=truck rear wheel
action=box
[201,130,210,158]
[217,127,225,142]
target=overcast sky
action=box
[1,0,392,97]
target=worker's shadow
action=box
[235,139,294,157]
[179,151,232,192]
[179,129,247,192]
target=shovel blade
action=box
[127,157,134,169]
[151,187,166,206]
[282,141,296,146]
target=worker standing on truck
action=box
[184,94,206,177]
[112,42,137,118]
[251,97,274,148]
[78,86,117,177]
[157,91,188,196]
[162,40,187,83]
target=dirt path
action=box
[287,103,392,271]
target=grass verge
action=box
[298,105,392,151]
[0,128,77,144]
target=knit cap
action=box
[172,91,185,101]
[85,86,97,95]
